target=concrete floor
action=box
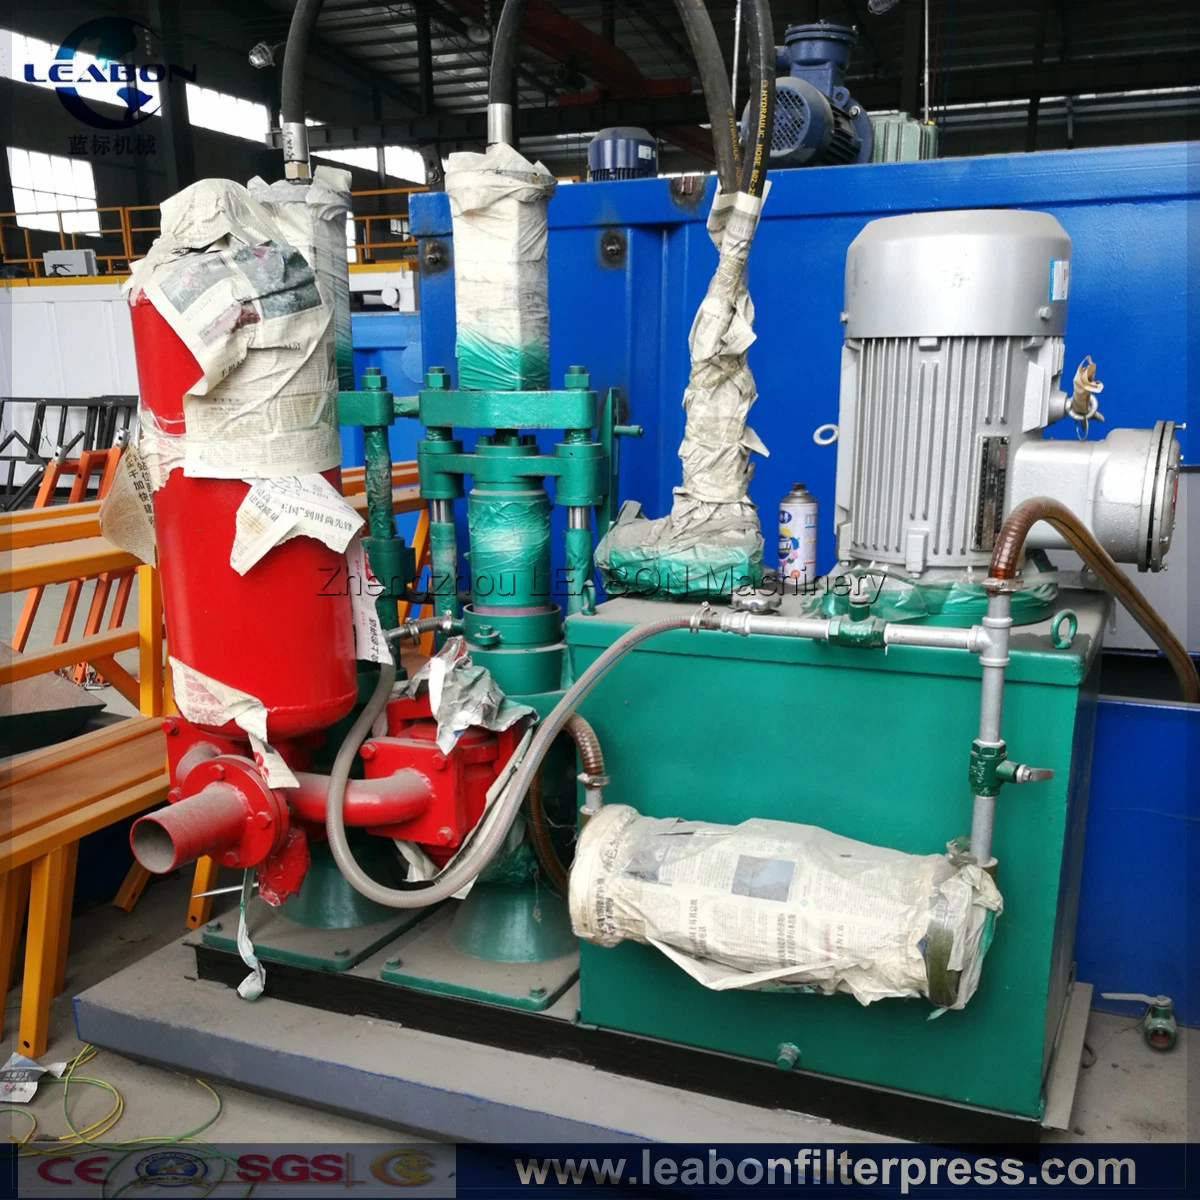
[4,581,1194,1147]
[2,870,1194,1147]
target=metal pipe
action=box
[922,0,930,123]
[284,770,433,827]
[694,607,983,651]
[428,499,459,622]
[131,783,248,873]
[565,506,592,617]
[968,590,1013,866]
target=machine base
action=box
[202,900,432,972]
[379,904,578,1011]
[187,936,1055,1142]
[73,934,1099,1145]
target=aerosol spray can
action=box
[779,482,818,588]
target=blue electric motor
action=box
[753,22,873,167]
[587,127,658,181]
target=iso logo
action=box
[24,17,196,130]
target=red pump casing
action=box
[129,293,357,741]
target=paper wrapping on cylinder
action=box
[596,189,769,597]
[248,166,354,391]
[445,143,556,391]
[126,178,341,480]
[570,805,1003,1009]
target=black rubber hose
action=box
[673,0,741,193]
[738,0,775,198]
[488,0,529,108]
[280,0,324,128]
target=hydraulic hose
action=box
[990,497,1199,704]
[737,0,775,198]
[280,0,325,176]
[326,617,691,908]
[487,0,529,145]
[526,714,606,894]
[673,0,741,193]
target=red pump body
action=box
[129,294,357,741]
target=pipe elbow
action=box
[284,769,433,827]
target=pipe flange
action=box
[180,755,289,869]
[1138,420,1180,573]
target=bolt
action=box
[212,763,225,780]
[254,811,272,828]
[360,741,378,761]
[206,921,222,933]
[435,826,454,845]
[168,787,182,803]
[161,717,179,735]
[775,1043,800,1070]
[849,104,861,117]
[839,310,850,324]
[1039,305,1053,319]
[423,243,444,268]
[334,948,351,958]
[425,366,450,390]
[432,754,448,771]
[384,957,401,969]
[564,365,590,390]
[529,986,547,999]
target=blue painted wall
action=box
[411,142,1198,1024]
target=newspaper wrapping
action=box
[595,188,769,598]
[444,143,556,391]
[102,178,387,697]
[248,166,355,391]
[570,804,1003,1009]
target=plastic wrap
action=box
[248,166,355,391]
[467,494,551,604]
[445,143,556,391]
[398,636,534,754]
[570,804,1002,1009]
[596,189,769,598]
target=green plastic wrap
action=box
[429,518,459,619]
[596,504,763,599]
[819,564,1058,626]
[468,491,551,608]
[456,328,550,392]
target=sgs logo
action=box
[370,1149,436,1187]
[235,1153,352,1183]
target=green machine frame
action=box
[564,592,1104,1123]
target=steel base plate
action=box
[202,900,435,971]
[379,905,579,1011]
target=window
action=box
[2,27,160,112]
[6,146,99,234]
[185,83,269,143]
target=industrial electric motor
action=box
[758,23,873,168]
[833,209,1181,576]
[587,127,658,181]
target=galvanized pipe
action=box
[968,590,1013,867]
[695,607,982,651]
